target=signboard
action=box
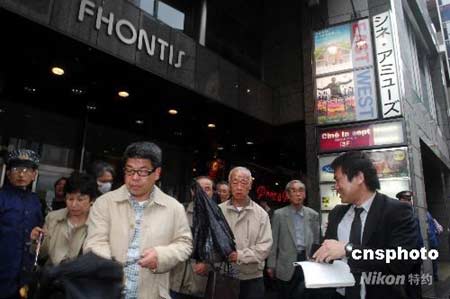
[316,69,377,124]
[314,19,377,125]
[255,185,289,203]
[365,147,408,179]
[319,121,404,152]
[78,0,186,68]
[321,212,329,237]
[319,146,409,182]
[373,12,402,118]
[319,178,410,211]
[319,155,336,182]
[314,19,373,75]
[318,147,410,211]
[378,178,410,199]
[320,183,342,210]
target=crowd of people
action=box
[0,143,445,299]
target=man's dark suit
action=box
[325,192,419,299]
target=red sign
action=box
[320,125,374,151]
[256,186,289,203]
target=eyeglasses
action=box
[123,167,157,177]
[230,179,251,186]
[289,188,305,193]
[10,167,34,174]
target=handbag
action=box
[204,264,240,299]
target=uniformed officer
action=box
[0,149,43,299]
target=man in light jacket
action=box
[84,141,192,299]
[219,166,273,299]
[267,180,319,299]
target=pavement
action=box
[423,261,450,299]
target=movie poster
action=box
[366,147,408,179]
[316,68,377,125]
[320,183,342,210]
[314,23,352,76]
[315,19,377,125]
[316,72,356,124]
[314,19,373,76]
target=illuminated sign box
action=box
[373,11,402,118]
[319,121,404,152]
[318,146,410,211]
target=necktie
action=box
[347,207,364,299]
[350,207,364,245]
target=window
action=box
[139,0,185,31]
[157,1,184,31]
[406,18,437,119]
[140,0,155,16]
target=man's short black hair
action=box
[396,190,413,200]
[123,141,162,168]
[331,151,380,192]
[64,173,98,201]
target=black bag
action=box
[205,270,240,299]
[36,252,124,299]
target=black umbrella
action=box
[191,182,236,264]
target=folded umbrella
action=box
[191,182,236,264]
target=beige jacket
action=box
[40,208,88,266]
[83,185,193,299]
[219,198,273,280]
[170,202,208,297]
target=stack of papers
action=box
[293,260,355,288]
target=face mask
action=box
[98,181,112,194]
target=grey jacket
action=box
[267,205,319,281]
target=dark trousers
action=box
[239,277,264,299]
[277,251,306,299]
[170,290,203,299]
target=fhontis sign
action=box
[78,0,186,68]
[373,11,402,118]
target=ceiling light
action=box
[246,141,254,145]
[51,66,65,76]
[275,182,279,186]
[135,120,144,125]
[217,146,224,151]
[207,123,216,128]
[24,86,37,93]
[168,109,178,115]
[71,88,85,95]
[86,103,97,111]
[246,89,251,93]
[118,90,129,98]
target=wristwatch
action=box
[345,242,353,257]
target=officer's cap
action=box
[6,149,40,169]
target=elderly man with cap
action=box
[0,149,43,299]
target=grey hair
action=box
[228,166,252,182]
[285,180,305,192]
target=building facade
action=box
[0,0,449,281]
